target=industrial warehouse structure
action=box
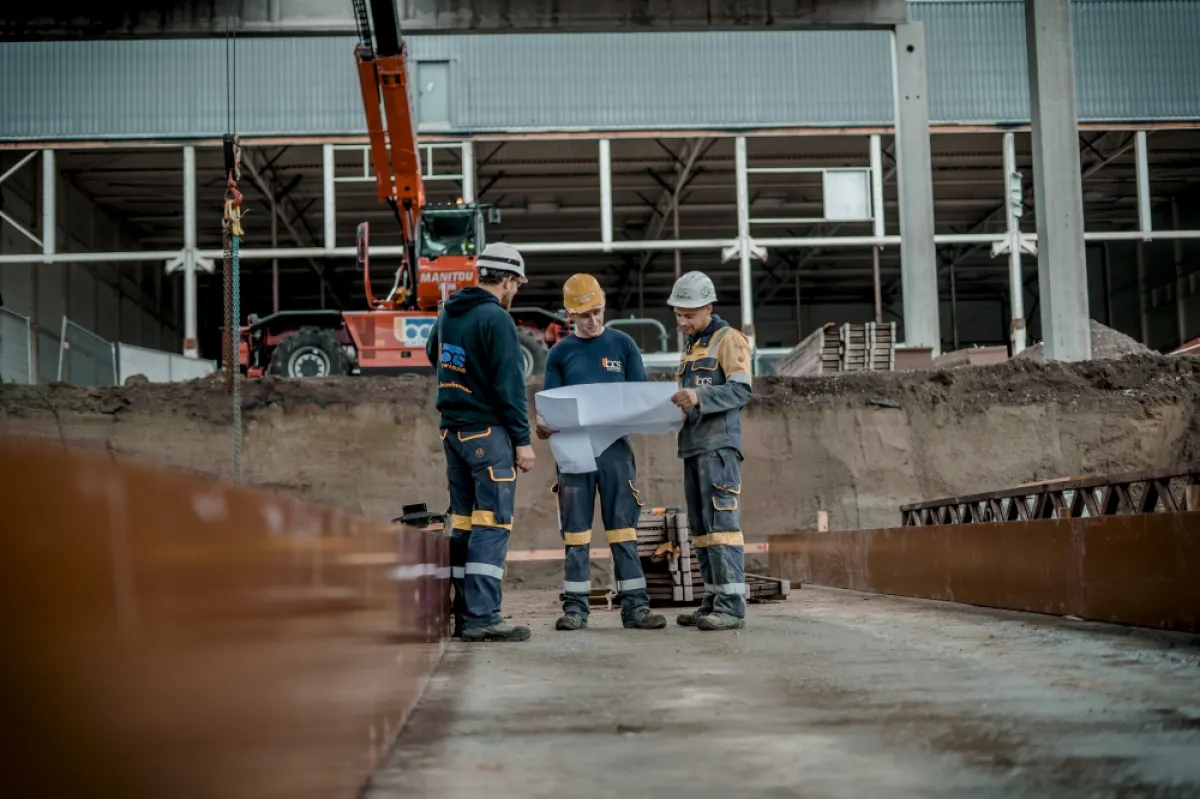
[1,0,1199,382]
[4,3,1200,797]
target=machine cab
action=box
[419,203,485,259]
[416,203,487,309]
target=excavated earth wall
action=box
[2,355,1199,553]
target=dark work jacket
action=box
[425,287,531,447]
[677,315,753,460]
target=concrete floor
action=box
[364,587,1200,799]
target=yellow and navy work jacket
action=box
[676,316,753,460]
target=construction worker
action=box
[425,241,536,643]
[667,271,753,632]
[536,274,667,632]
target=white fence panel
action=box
[118,343,216,384]
[58,317,117,387]
[0,307,34,384]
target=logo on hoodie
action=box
[601,357,622,373]
[441,343,467,373]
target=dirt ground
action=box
[362,587,1200,799]
[2,354,1198,564]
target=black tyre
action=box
[268,327,351,378]
[515,325,549,379]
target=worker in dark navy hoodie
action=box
[535,274,668,633]
[425,241,535,643]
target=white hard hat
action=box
[667,271,717,308]
[476,242,526,281]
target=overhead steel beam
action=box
[396,0,908,31]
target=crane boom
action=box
[353,0,424,305]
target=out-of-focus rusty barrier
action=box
[769,514,1200,632]
[0,433,449,799]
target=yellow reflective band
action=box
[471,510,514,531]
[563,531,592,546]
[707,531,744,547]
[606,528,638,544]
[692,534,711,548]
[452,514,473,532]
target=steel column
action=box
[870,134,886,324]
[1135,131,1152,236]
[323,143,336,252]
[461,140,475,204]
[182,145,198,358]
[41,149,55,261]
[1025,0,1091,361]
[735,136,756,352]
[891,23,940,352]
[1136,242,1151,345]
[599,138,613,251]
[1003,132,1027,354]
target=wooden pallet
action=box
[777,322,895,377]
[589,509,793,607]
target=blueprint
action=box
[534,382,684,473]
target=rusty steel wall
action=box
[0,433,449,799]
[769,514,1200,633]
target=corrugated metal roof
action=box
[1,0,1197,141]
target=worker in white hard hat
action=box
[535,274,667,633]
[666,270,753,631]
[425,241,536,643]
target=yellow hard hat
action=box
[562,273,605,313]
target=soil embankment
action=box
[2,354,1198,549]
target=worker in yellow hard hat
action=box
[535,273,667,632]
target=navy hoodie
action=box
[425,287,531,447]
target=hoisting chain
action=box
[223,138,244,483]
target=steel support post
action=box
[461,140,476,204]
[734,136,756,353]
[323,143,336,252]
[1025,0,1091,361]
[891,23,940,352]
[1136,242,1150,345]
[1003,133,1027,354]
[41,149,55,261]
[1173,198,1187,344]
[182,145,199,358]
[870,134,886,323]
[599,139,613,251]
[1135,131,1152,236]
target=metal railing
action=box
[900,464,1200,526]
[0,307,34,384]
[57,317,117,387]
[606,316,670,353]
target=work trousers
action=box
[442,425,517,633]
[683,447,746,619]
[555,438,651,623]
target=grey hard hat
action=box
[476,241,527,281]
[667,271,717,308]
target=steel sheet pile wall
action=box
[768,515,1200,632]
[0,433,449,799]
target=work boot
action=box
[676,607,712,627]
[461,621,532,642]
[555,612,588,631]
[623,608,667,630]
[697,612,745,632]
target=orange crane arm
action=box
[352,0,425,308]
